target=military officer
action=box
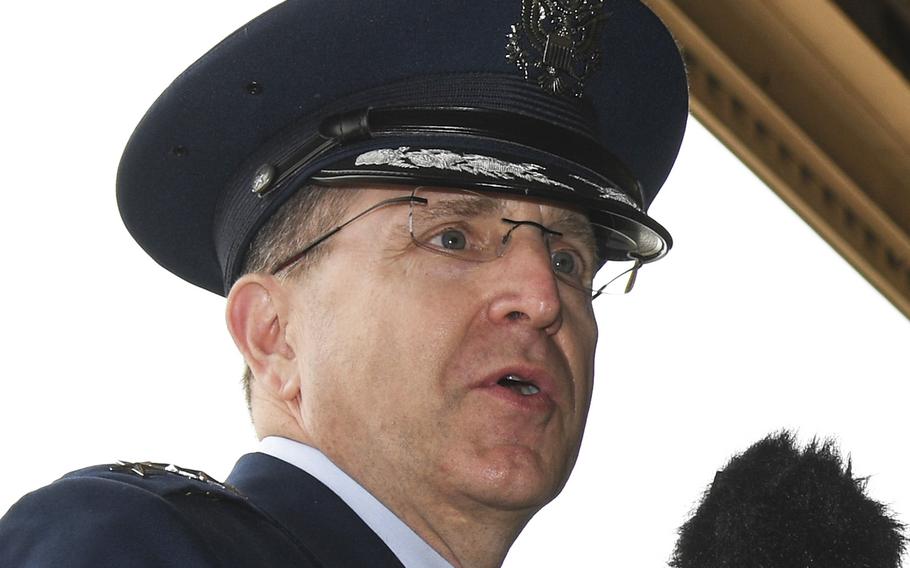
[0,1,687,566]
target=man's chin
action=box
[449,444,570,513]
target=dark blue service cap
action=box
[117,0,688,296]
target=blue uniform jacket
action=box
[0,452,406,567]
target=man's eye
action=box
[551,250,580,275]
[435,228,467,250]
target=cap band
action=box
[253,106,641,206]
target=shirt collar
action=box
[258,436,453,568]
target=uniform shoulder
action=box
[0,462,236,567]
[1,461,322,567]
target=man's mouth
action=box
[497,374,541,396]
[475,366,560,412]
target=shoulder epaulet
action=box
[109,461,237,492]
[66,460,243,501]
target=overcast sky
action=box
[2,2,908,566]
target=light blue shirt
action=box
[258,436,453,568]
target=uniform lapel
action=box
[228,452,405,568]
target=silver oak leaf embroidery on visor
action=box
[354,147,640,210]
[356,147,576,191]
[568,174,640,210]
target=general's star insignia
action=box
[110,460,235,493]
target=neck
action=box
[254,401,540,567]
[258,433,534,568]
[329,448,536,568]
[388,494,531,568]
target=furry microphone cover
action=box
[671,431,906,568]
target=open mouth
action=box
[497,374,541,396]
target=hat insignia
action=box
[355,147,575,191]
[506,0,608,98]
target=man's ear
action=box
[226,274,299,401]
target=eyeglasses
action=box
[271,186,643,298]
[270,194,418,275]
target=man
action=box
[0,1,687,566]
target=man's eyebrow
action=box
[416,193,503,220]
[547,210,596,248]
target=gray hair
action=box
[238,183,356,413]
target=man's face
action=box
[283,186,598,517]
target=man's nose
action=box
[486,226,563,335]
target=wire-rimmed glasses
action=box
[271,186,642,298]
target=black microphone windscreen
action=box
[671,431,906,568]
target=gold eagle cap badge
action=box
[506,0,608,98]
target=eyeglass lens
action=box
[407,187,641,297]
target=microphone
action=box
[671,431,906,567]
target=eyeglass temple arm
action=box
[271,194,426,275]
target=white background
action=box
[1,2,908,566]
